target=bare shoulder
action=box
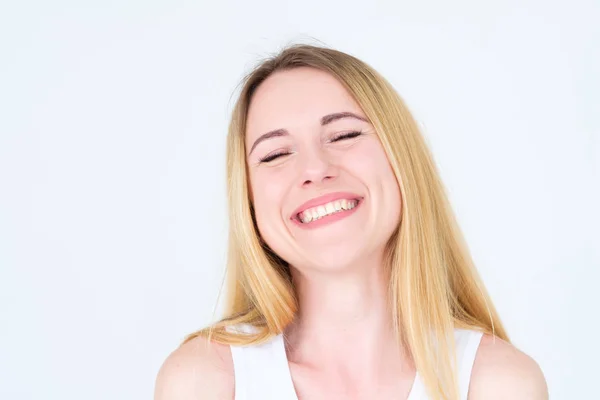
[468,333,548,400]
[154,335,234,400]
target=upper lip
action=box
[290,191,363,220]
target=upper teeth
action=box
[298,199,358,223]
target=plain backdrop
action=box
[0,1,598,399]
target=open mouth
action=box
[295,197,362,224]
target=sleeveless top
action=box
[229,326,484,400]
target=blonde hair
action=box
[185,43,508,399]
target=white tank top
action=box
[229,327,484,400]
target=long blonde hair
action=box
[185,43,508,399]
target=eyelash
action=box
[258,131,363,163]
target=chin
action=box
[297,246,368,273]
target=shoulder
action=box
[154,335,234,400]
[468,333,548,399]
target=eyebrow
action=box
[248,111,368,155]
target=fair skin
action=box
[155,67,548,399]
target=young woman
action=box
[154,44,548,399]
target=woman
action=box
[154,44,548,399]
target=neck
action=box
[285,254,408,376]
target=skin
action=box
[154,67,548,399]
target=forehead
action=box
[245,67,363,141]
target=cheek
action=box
[348,140,402,207]
[375,155,402,205]
[375,155,403,225]
[250,172,290,239]
[343,139,396,182]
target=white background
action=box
[1,1,598,399]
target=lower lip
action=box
[291,199,363,230]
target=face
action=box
[245,67,402,273]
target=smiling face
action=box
[245,67,402,272]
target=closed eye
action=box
[259,150,291,163]
[258,131,363,164]
[329,130,363,142]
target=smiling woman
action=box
[154,44,548,400]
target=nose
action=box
[297,146,338,188]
